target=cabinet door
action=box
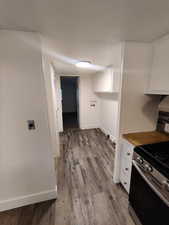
[148,37,169,94]
[93,68,114,93]
[120,139,134,193]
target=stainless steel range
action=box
[129,141,169,225]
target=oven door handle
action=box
[132,160,169,207]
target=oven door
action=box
[129,160,169,225]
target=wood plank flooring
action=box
[0,129,134,225]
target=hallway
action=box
[0,129,134,225]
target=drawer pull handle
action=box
[125,168,129,171]
[124,182,127,185]
[127,152,131,156]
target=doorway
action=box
[60,76,79,130]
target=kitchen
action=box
[116,36,169,225]
[1,1,169,225]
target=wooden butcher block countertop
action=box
[123,131,169,146]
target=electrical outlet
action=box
[27,120,36,130]
[164,123,169,133]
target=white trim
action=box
[113,42,125,184]
[78,76,82,129]
[80,124,99,130]
[55,75,63,132]
[0,188,57,212]
[41,53,60,158]
[145,90,169,95]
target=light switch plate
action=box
[164,123,169,133]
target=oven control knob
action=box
[162,180,169,192]
[144,164,153,173]
[136,157,144,165]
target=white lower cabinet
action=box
[120,139,134,193]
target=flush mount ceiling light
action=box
[75,61,92,69]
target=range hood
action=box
[159,96,169,112]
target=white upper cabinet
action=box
[146,36,169,94]
[93,67,119,93]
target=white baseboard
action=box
[99,126,116,143]
[80,124,99,130]
[0,187,57,212]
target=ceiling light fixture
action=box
[75,61,92,69]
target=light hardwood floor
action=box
[0,129,134,225]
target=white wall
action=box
[79,75,100,129]
[78,75,100,129]
[98,43,123,142]
[99,93,119,141]
[0,30,56,211]
[120,42,161,134]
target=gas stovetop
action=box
[134,141,169,179]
